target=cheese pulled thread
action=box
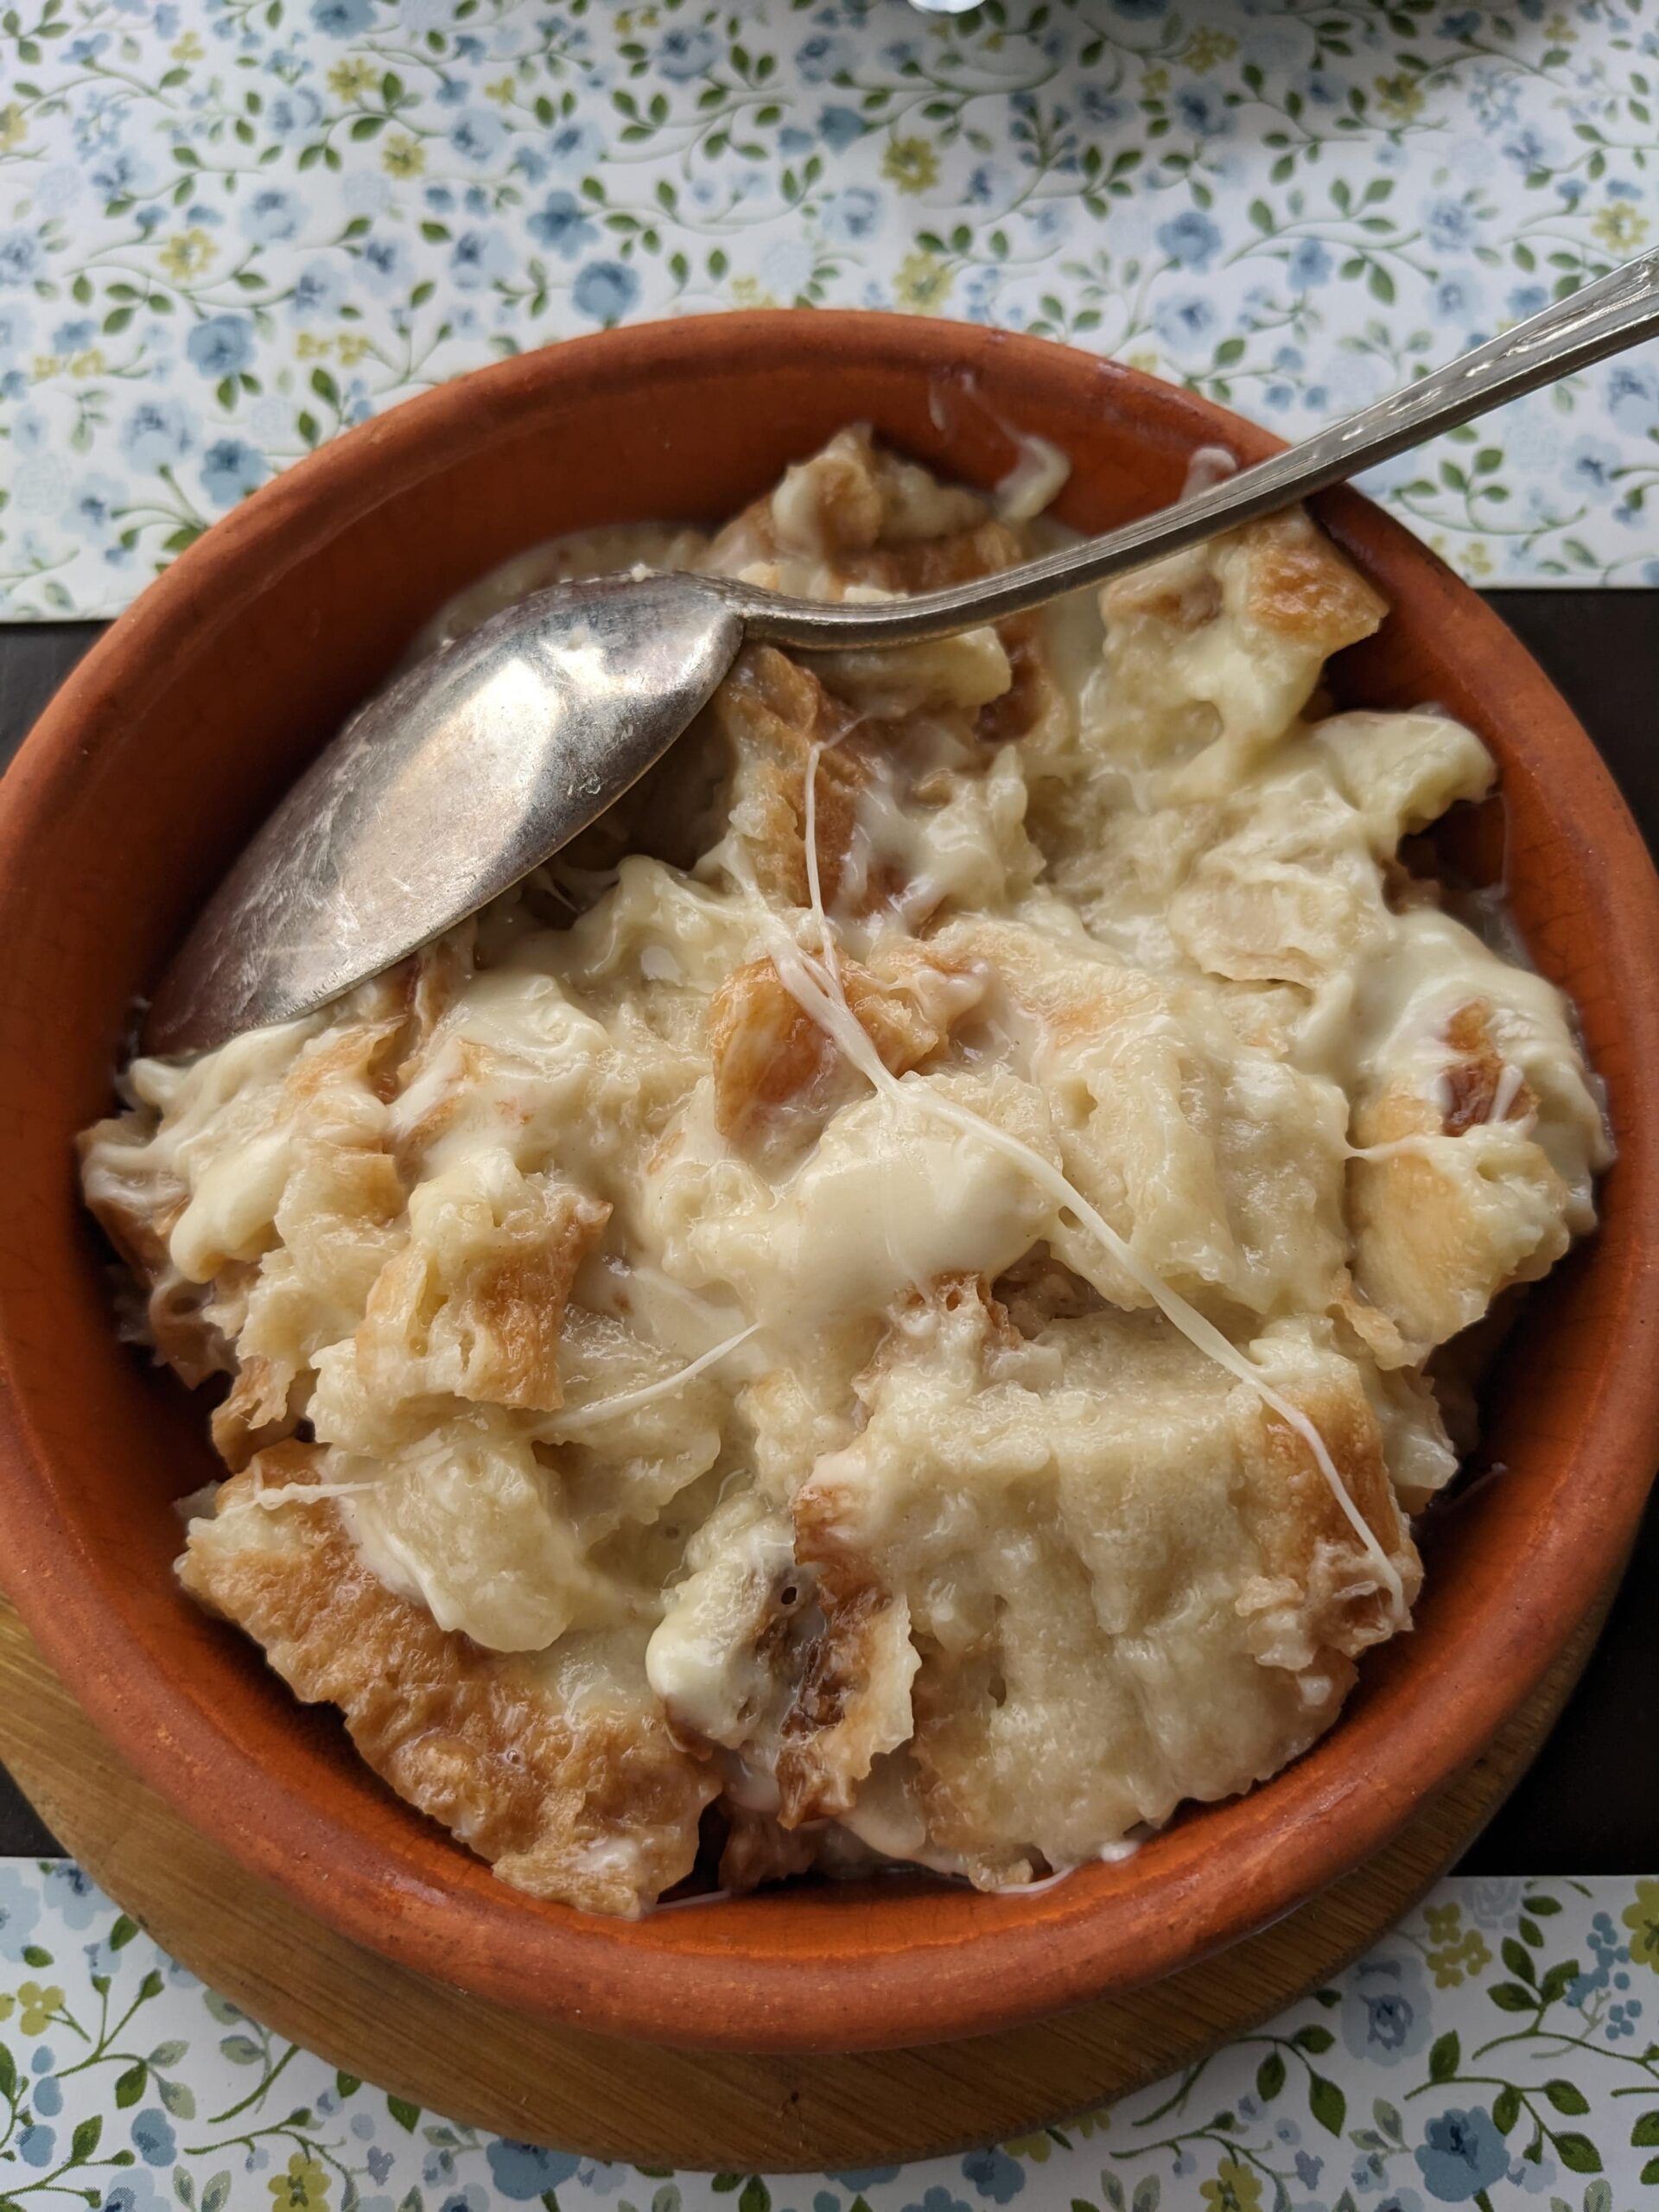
[79,424,1608,1916]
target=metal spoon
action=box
[145,249,1659,1058]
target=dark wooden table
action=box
[2,601,1656,1872]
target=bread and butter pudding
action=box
[79,429,1607,1916]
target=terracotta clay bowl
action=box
[1,312,1656,2056]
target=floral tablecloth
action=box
[3,1,1657,2202]
[2,0,1658,617]
[1,1866,1658,2210]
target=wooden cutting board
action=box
[0,1588,1606,2172]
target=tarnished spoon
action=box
[146,250,1659,1058]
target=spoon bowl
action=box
[144,573,745,1055]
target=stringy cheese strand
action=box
[1348,1117,1534,1167]
[548,1323,762,1433]
[802,738,844,996]
[246,1478,386,1511]
[1350,1061,1531,1164]
[244,1332,764,1504]
[1489,1063,1526,1122]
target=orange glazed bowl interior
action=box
[1,311,1656,2056]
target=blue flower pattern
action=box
[0,0,1654,614]
[1343,1954,1436,2067]
[1414,2107,1511,2200]
[0,1871,1655,2203]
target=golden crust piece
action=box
[280,1012,404,1110]
[181,1446,716,1915]
[78,1116,234,1389]
[703,431,1056,741]
[212,1351,296,1471]
[976,611,1065,747]
[81,1005,411,1393]
[1351,999,1567,1356]
[1106,509,1383,654]
[213,1134,409,1469]
[354,1164,609,1414]
[852,515,1026,606]
[1440,1001,1536,1134]
[389,1035,508,1179]
[704,423,988,574]
[1095,509,1388,777]
[719,1805,819,1893]
[774,1580,918,1826]
[1230,1345,1425,1673]
[383,928,478,1094]
[78,1135,184,1284]
[827,509,1063,745]
[146,1268,241,1389]
[1241,509,1387,645]
[708,954,960,1143]
[705,645,872,906]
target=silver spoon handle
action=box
[734,248,1659,652]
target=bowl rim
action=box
[2,308,1657,2055]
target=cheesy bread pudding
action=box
[79,430,1607,1916]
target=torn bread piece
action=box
[784,1279,1418,1887]
[182,1446,717,1915]
[1092,506,1387,779]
